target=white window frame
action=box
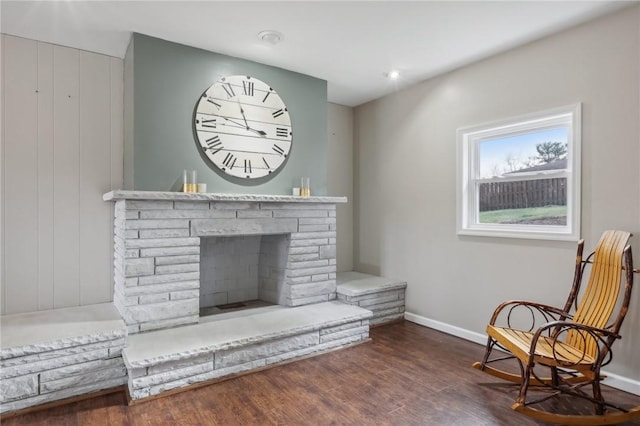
[457,104,581,241]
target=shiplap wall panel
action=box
[3,36,39,314]
[1,35,124,315]
[1,37,3,314]
[79,51,112,305]
[110,58,125,299]
[52,45,81,309]
[37,42,55,310]
[1,35,3,313]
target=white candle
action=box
[191,170,197,184]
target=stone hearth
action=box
[103,191,347,334]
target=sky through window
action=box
[479,127,568,178]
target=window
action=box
[457,104,581,241]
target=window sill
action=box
[457,225,579,242]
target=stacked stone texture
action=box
[111,195,341,334]
[337,277,407,325]
[124,306,371,400]
[0,329,127,413]
[2,193,361,412]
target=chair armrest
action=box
[528,321,620,367]
[489,300,571,329]
[532,320,619,341]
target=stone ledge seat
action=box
[123,301,372,400]
[336,271,407,325]
[0,303,128,414]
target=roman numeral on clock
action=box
[276,128,289,137]
[222,83,235,99]
[206,98,221,109]
[262,157,270,170]
[201,118,216,128]
[272,144,285,156]
[244,159,252,174]
[222,153,236,169]
[272,109,285,118]
[205,135,222,152]
[243,81,254,96]
[262,90,272,103]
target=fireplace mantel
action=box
[103,190,347,204]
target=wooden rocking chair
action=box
[473,230,640,425]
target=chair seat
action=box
[487,325,595,366]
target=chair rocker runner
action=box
[473,230,640,425]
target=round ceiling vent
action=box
[258,30,283,45]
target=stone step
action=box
[1,303,126,359]
[123,301,372,400]
[0,303,127,414]
[336,271,407,325]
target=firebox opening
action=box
[198,299,275,317]
[199,234,290,317]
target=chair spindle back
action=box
[566,230,631,356]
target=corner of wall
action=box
[123,36,134,190]
[1,34,6,315]
[327,103,354,272]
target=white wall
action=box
[1,35,123,315]
[327,103,354,272]
[354,6,640,386]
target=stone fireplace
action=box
[104,191,347,334]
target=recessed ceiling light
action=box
[258,30,283,45]
[385,70,400,80]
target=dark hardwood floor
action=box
[4,321,640,425]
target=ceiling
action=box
[1,1,632,107]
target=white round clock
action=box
[194,75,292,179]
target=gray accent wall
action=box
[126,33,328,195]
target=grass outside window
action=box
[479,205,567,225]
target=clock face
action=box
[194,75,292,179]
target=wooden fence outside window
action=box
[479,178,567,212]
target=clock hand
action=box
[235,98,250,129]
[217,116,267,136]
[234,99,267,136]
[218,115,247,129]
[229,98,267,136]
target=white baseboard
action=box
[404,311,488,345]
[404,311,640,396]
[601,372,640,396]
